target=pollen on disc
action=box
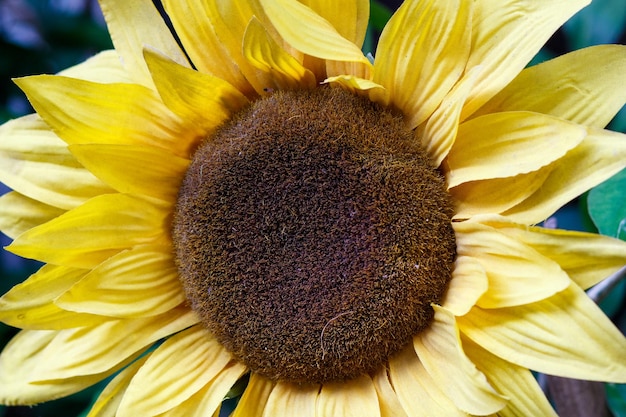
[172,87,456,384]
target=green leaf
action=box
[606,383,626,417]
[588,167,626,240]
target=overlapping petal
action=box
[263,381,319,417]
[454,220,571,308]
[458,283,626,382]
[117,325,232,417]
[414,306,506,415]
[0,192,65,239]
[0,114,113,210]
[14,76,193,157]
[317,375,380,417]
[447,112,586,187]
[232,374,274,417]
[98,0,189,88]
[475,45,626,128]
[461,0,590,119]
[55,244,185,318]
[373,0,471,128]
[371,367,409,417]
[69,143,190,202]
[8,194,169,269]
[442,256,488,316]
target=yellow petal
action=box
[232,374,274,417]
[389,345,467,416]
[117,326,234,417]
[301,0,369,47]
[0,114,113,210]
[0,192,65,239]
[69,143,189,201]
[481,216,626,290]
[371,366,409,417]
[454,221,570,308]
[461,0,590,119]
[243,17,317,90]
[447,112,586,188]
[443,256,488,316]
[144,49,249,138]
[317,375,380,417]
[474,45,626,128]
[414,306,506,415]
[33,307,197,381]
[373,0,471,128]
[458,283,626,382]
[323,75,388,105]
[98,0,189,87]
[0,330,107,405]
[160,0,254,95]
[504,128,626,224]
[259,0,370,65]
[86,357,149,417]
[55,244,185,318]
[263,381,319,417]
[14,76,193,157]
[8,194,168,269]
[418,66,481,167]
[59,50,132,84]
[450,167,552,220]
[0,264,108,330]
[159,362,247,417]
[462,335,558,417]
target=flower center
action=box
[172,87,456,384]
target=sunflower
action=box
[1,0,626,415]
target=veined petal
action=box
[419,66,480,167]
[317,375,380,417]
[86,357,148,417]
[474,45,626,128]
[0,264,109,330]
[323,75,388,105]
[31,307,197,381]
[0,114,113,210]
[55,244,185,318]
[447,112,586,188]
[480,215,626,290]
[99,0,189,88]
[263,381,319,417]
[14,76,194,158]
[443,256,488,316]
[301,0,369,47]
[454,221,571,308]
[144,49,249,137]
[8,194,169,269]
[117,326,232,417]
[232,374,274,417]
[461,0,590,119]
[371,367,409,417]
[0,330,107,405]
[458,283,626,382]
[59,50,132,84]
[161,0,254,95]
[243,17,317,90]
[504,128,626,224]
[414,306,506,415]
[259,0,370,66]
[462,335,558,417]
[389,345,468,416]
[0,192,65,239]
[159,362,247,417]
[450,167,552,219]
[68,143,189,201]
[373,0,471,128]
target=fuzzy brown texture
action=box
[172,87,456,384]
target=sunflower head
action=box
[173,86,456,383]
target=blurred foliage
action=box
[0,0,624,416]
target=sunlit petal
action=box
[317,375,381,417]
[263,381,319,417]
